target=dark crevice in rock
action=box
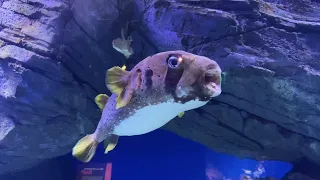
[262,13,320,34]
[3,97,73,126]
[70,17,98,44]
[194,108,264,151]
[4,103,63,123]
[1,5,40,21]
[57,62,100,94]
[0,25,54,57]
[213,97,320,144]
[5,115,22,126]
[189,24,273,50]
[192,114,260,151]
[52,15,110,94]
[18,0,43,9]
[0,23,55,50]
[0,9,58,45]
[5,57,73,87]
[28,11,43,20]
[295,120,320,136]
[139,1,155,19]
[153,0,171,9]
[178,0,256,12]
[223,139,258,151]
[135,27,160,53]
[222,92,320,134]
[6,154,25,158]
[55,51,100,94]
[13,111,49,125]
[8,101,62,117]
[189,120,219,137]
[277,125,294,138]
[18,0,67,12]
[0,36,53,58]
[57,45,86,70]
[45,115,73,125]
[55,19,101,93]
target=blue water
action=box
[205,149,292,179]
[84,129,207,180]
[76,129,292,180]
[0,129,292,180]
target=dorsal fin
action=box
[94,94,109,111]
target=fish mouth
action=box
[204,68,222,97]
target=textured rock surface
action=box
[0,0,100,174]
[0,0,319,178]
[159,0,320,163]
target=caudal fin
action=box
[72,134,98,163]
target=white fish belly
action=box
[113,99,208,136]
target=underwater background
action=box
[0,0,320,179]
[1,130,293,180]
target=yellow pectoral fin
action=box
[115,87,133,109]
[115,69,142,109]
[106,66,129,95]
[178,112,185,118]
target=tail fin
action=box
[72,134,98,163]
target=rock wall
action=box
[0,0,319,177]
[0,0,100,173]
[158,0,320,163]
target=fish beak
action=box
[204,68,222,97]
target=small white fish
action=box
[112,25,133,59]
[242,169,252,174]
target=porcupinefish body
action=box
[72,50,222,162]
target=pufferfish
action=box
[72,50,222,162]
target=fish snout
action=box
[203,64,222,97]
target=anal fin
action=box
[104,134,119,154]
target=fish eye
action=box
[168,56,182,68]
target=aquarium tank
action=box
[0,0,319,180]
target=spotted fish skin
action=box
[94,50,222,141]
[72,50,222,162]
[95,89,197,140]
[94,93,167,141]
